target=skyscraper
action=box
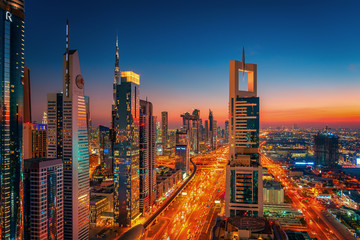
[139,100,157,213]
[24,158,64,240]
[47,93,63,159]
[205,120,209,144]
[62,21,90,239]
[161,111,168,152]
[0,1,25,238]
[225,120,229,143]
[113,71,140,227]
[99,125,112,174]
[225,57,263,218]
[209,109,215,149]
[314,131,339,167]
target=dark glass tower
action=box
[0,1,25,238]
[139,100,156,213]
[113,71,140,227]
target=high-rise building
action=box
[314,131,339,167]
[161,111,168,152]
[62,21,90,239]
[23,66,31,123]
[139,100,157,213]
[99,125,112,174]
[225,56,263,218]
[213,120,217,149]
[0,1,25,238]
[24,158,64,240]
[225,120,229,143]
[29,124,47,159]
[205,120,209,144]
[209,109,215,149]
[47,93,63,159]
[113,71,140,227]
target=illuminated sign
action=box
[182,192,187,196]
[214,200,220,204]
[6,11,12,22]
[357,158,360,165]
[295,162,314,165]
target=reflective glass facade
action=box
[0,4,24,239]
[113,72,140,227]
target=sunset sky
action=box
[26,0,360,129]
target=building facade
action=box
[47,93,63,159]
[61,22,90,239]
[0,1,25,238]
[161,111,168,152]
[139,100,157,213]
[225,58,263,218]
[314,131,339,167]
[24,158,64,240]
[113,71,140,227]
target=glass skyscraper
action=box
[113,71,140,227]
[0,1,25,238]
[225,59,263,218]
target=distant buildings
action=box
[0,1,25,237]
[112,70,141,227]
[225,57,263,217]
[314,131,339,167]
[24,158,64,240]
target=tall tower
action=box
[0,1,25,238]
[113,71,140,227]
[62,21,90,239]
[112,36,120,129]
[209,109,214,149]
[161,111,168,152]
[139,100,156,213]
[225,54,263,218]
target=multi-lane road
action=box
[144,147,228,240]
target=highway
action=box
[144,147,228,240]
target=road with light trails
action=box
[261,149,339,240]
[144,147,228,240]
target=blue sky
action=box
[26,0,360,128]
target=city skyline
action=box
[26,0,360,129]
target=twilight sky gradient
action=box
[26,0,360,129]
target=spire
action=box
[65,20,70,97]
[114,34,120,85]
[242,46,245,80]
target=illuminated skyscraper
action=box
[205,120,209,143]
[314,131,339,167]
[62,21,90,239]
[225,57,263,218]
[139,100,157,213]
[113,71,140,227]
[225,120,229,143]
[47,93,63,159]
[161,111,168,152]
[0,1,25,238]
[24,158,64,240]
